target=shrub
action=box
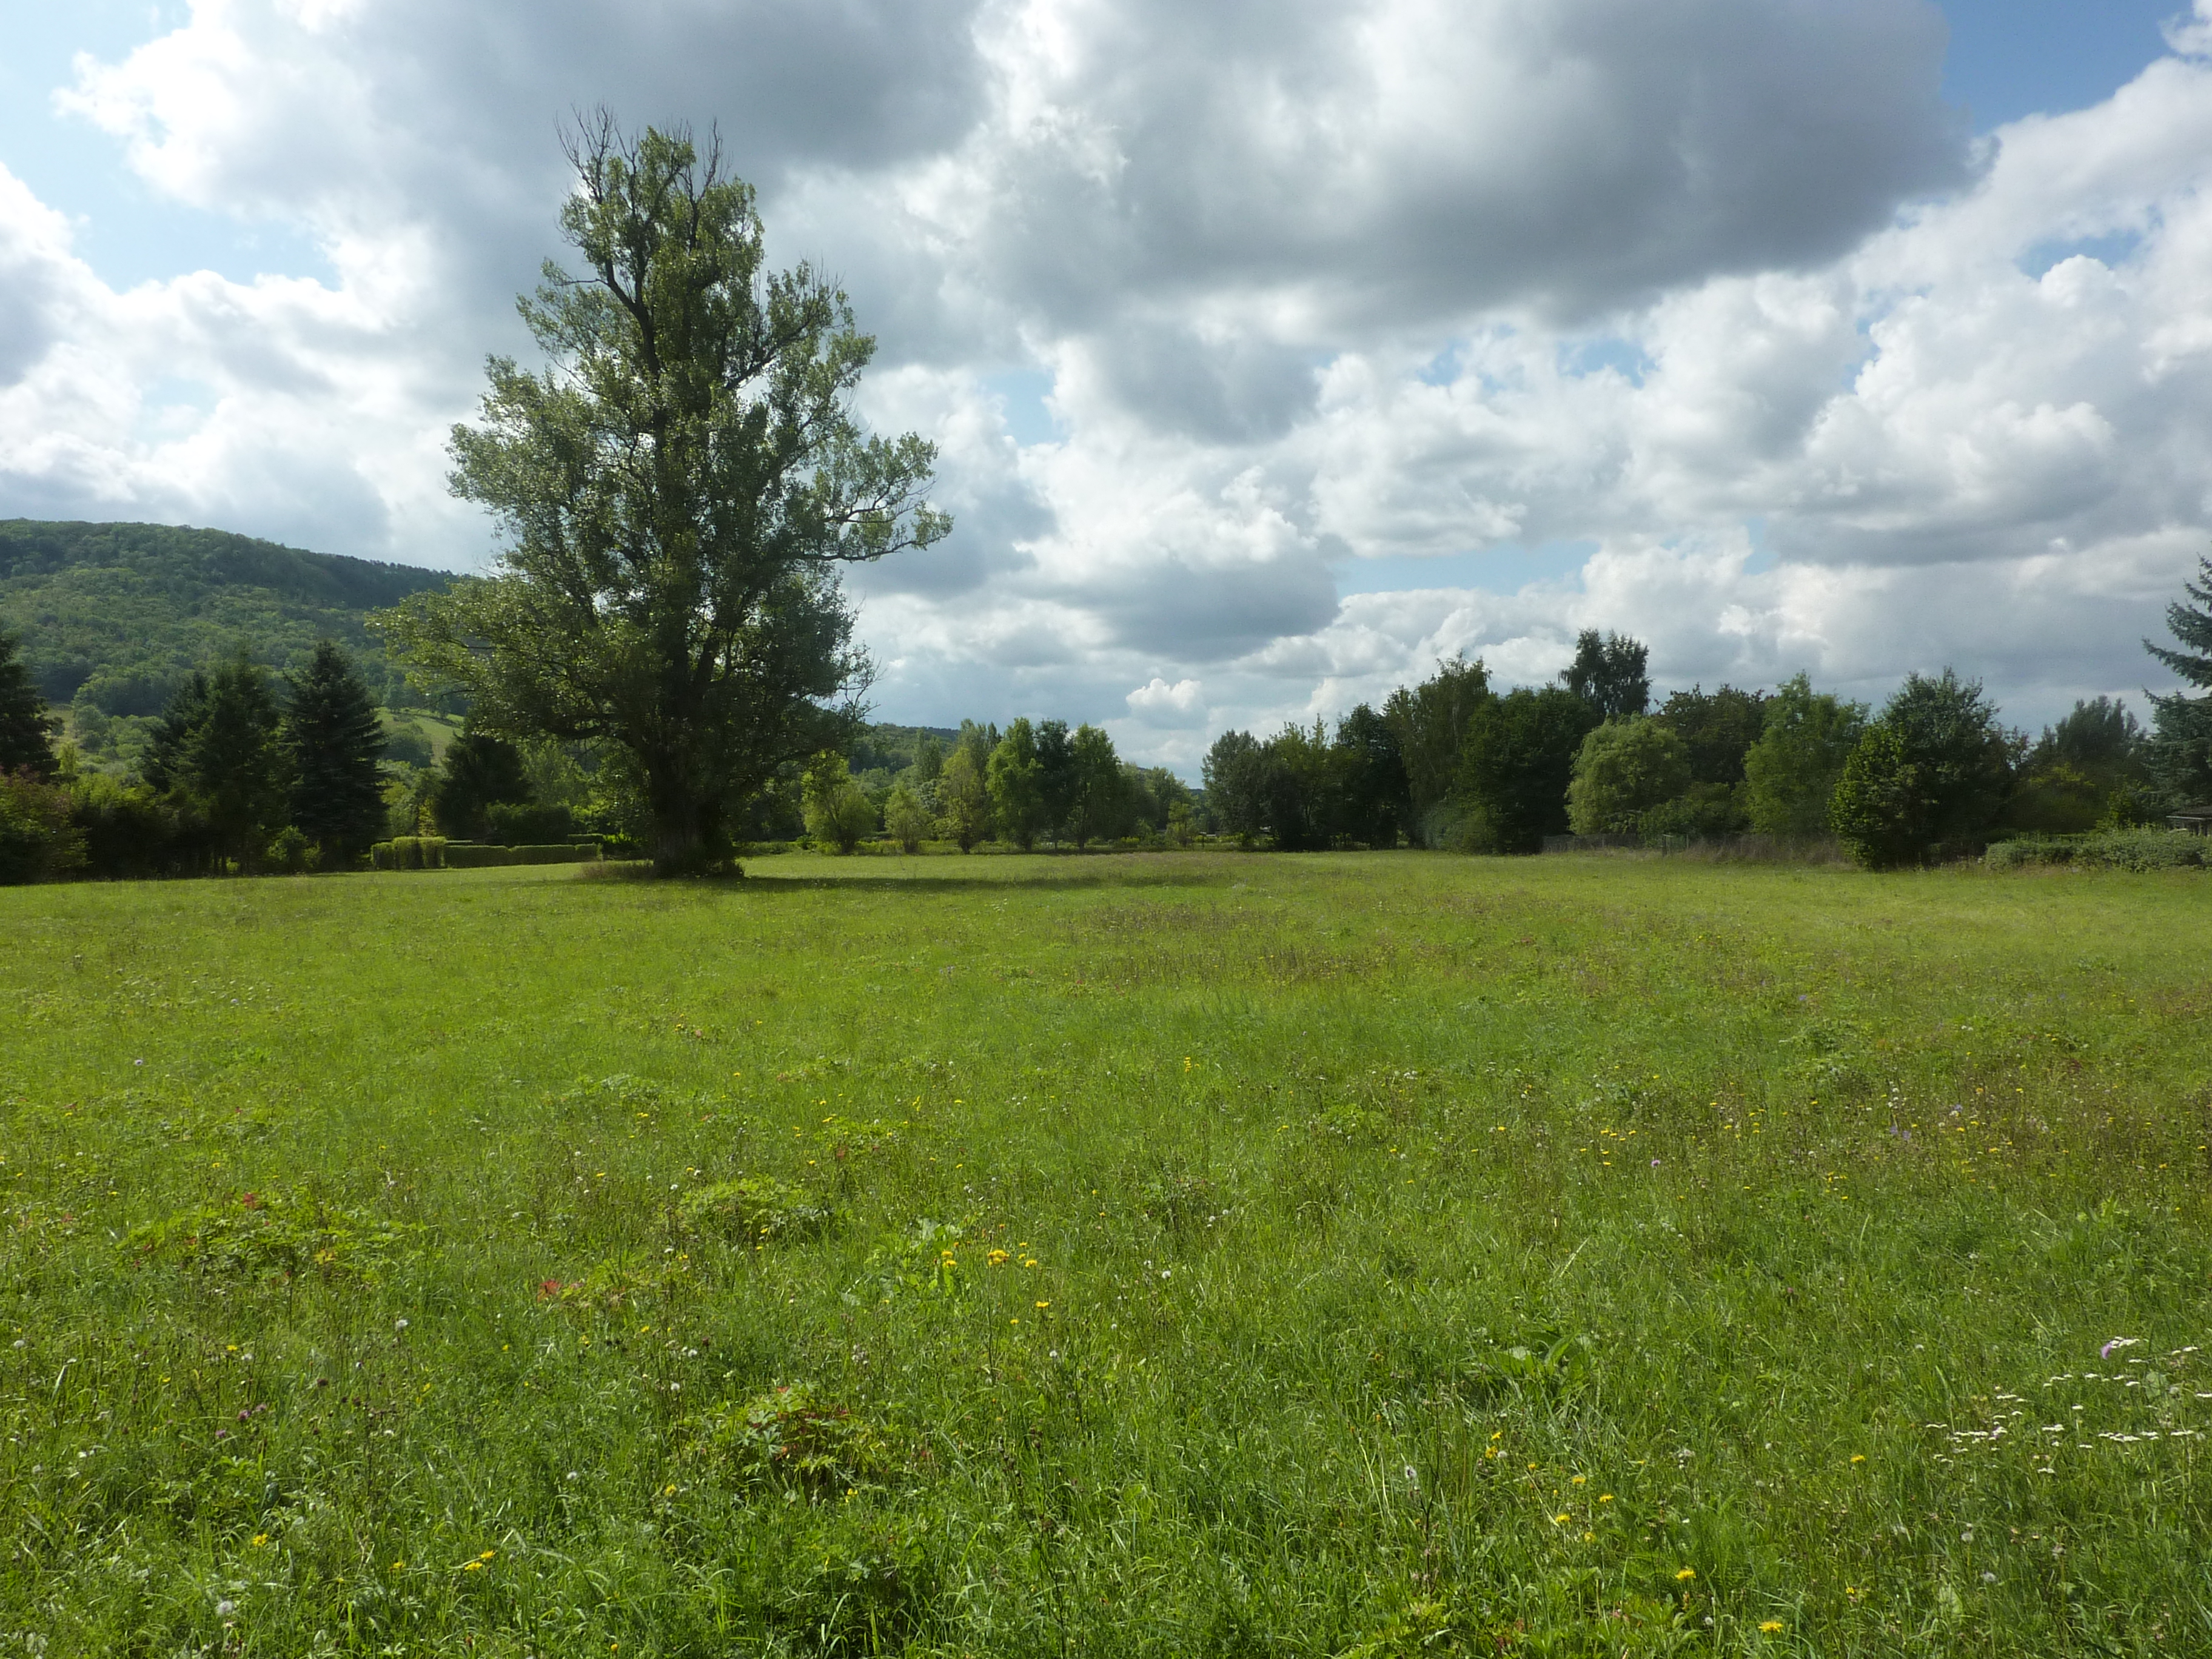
[126,1188,418,1285]
[1989,830,2207,872]
[680,1175,834,1245]
[376,835,448,870]
[1567,719,1691,836]
[266,825,318,873]
[1,769,86,884]
[442,842,515,868]
[69,774,181,878]
[689,1382,899,1494]
[512,842,598,865]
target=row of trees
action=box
[799,718,1195,854]
[1,638,390,880]
[1197,572,2212,867]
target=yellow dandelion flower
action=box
[1760,1621,1784,1634]
[1035,1300,1050,1309]
[463,1561,484,1572]
[1599,1493,1613,1503]
[1571,1474,1586,1485]
[1676,1567,1697,1581]
[1850,1453,1866,1464]
[1552,1513,1570,1524]
[251,1533,267,1547]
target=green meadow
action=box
[3,853,2210,1657]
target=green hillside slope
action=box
[0,519,458,716]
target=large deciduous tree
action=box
[379,118,947,873]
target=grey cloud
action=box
[1070,551,1340,660]
[955,0,1968,344]
[1090,323,1321,443]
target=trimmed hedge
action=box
[370,836,447,870]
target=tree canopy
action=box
[1560,630,1649,721]
[378,117,947,873]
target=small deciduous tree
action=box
[884,780,933,853]
[1566,719,1691,836]
[432,729,531,841]
[987,719,1046,850]
[1201,729,1267,846]
[1883,669,2015,843]
[1034,720,1077,846]
[379,117,947,874]
[1065,723,1125,849]
[1332,702,1409,847]
[1742,672,1867,839]
[938,740,993,851]
[802,753,876,853]
[284,640,387,863]
[1829,725,1931,868]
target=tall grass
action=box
[2,852,2208,1655]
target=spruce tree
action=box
[2145,554,2212,808]
[0,629,60,781]
[286,640,388,862]
[144,655,289,870]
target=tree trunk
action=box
[648,768,734,876]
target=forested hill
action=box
[0,519,458,714]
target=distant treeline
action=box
[5,554,2211,879]
[0,518,456,728]
[1196,608,2212,866]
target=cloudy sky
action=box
[4,0,2210,765]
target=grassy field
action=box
[3,851,2210,1657]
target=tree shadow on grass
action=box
[579,851,1259,897]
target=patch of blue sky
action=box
[1741,517,1779,577]
[1334,541,1597,598]
[980,369,1059,447]
[2017,228,2148,280]
[0,0,333,290]
[1936,0,2189,132]
[1556,337,1652,389]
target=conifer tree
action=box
[285,640,387,862]
[0,629,59,781]
[144,654,289,870]
[2145,554,2212,808]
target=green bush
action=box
[375,835,447,870]
[443,843,516,868]
[1987,830,2205,872]
[1,770,85,884]
[512,843,598,865]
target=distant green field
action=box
[4,853,2209,1657]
